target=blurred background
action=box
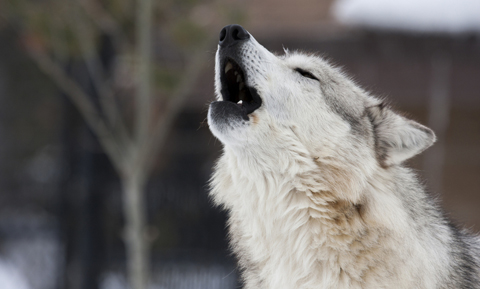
[0,0,479,288]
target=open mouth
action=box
[221,58,262,115]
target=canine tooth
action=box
[237,100,243,105]
[236,75,242,82]
[225,62,233,73]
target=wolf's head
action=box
[208,25,435,200]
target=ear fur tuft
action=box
[367,104,436,167]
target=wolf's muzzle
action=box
[212,24,262,123]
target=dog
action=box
[207,24,480,289]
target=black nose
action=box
[219,24,250,47]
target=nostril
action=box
[232,28,240,40]
[231,25,249,41]
[219,27,227,42]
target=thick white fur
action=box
[208,32,478,289]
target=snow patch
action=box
[332,0,480,33]
[0,260,30,289]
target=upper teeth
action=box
[225,62,233,73]
[225,61,246,90]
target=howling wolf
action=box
[207,24,480,289]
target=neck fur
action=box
[209,134,431,288]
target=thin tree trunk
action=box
[121,171,149,289]
[126,0,153,288]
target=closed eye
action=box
[295,68,318,81]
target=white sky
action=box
[332,0,480,33]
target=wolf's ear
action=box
[367,104,436,167]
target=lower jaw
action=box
[221,87,262,115]
[209,101,249,123]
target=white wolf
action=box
[207,25,480,289]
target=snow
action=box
[2,237,60,289]
[0,260,31,289]
[332,0,480,33]
[0,212,235,289]
[101,264,237,289]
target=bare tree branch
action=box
[46,18,69,65]
[70,2,132,149]
[27,49,126,173]
[77,0,130,50]
[141,40,213,175]
[134,0,153,145]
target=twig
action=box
[134,0,153,145]
[70,1,132,149]
[141,39,213,175]
[27,49,126,173]
[77,0,129,50]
